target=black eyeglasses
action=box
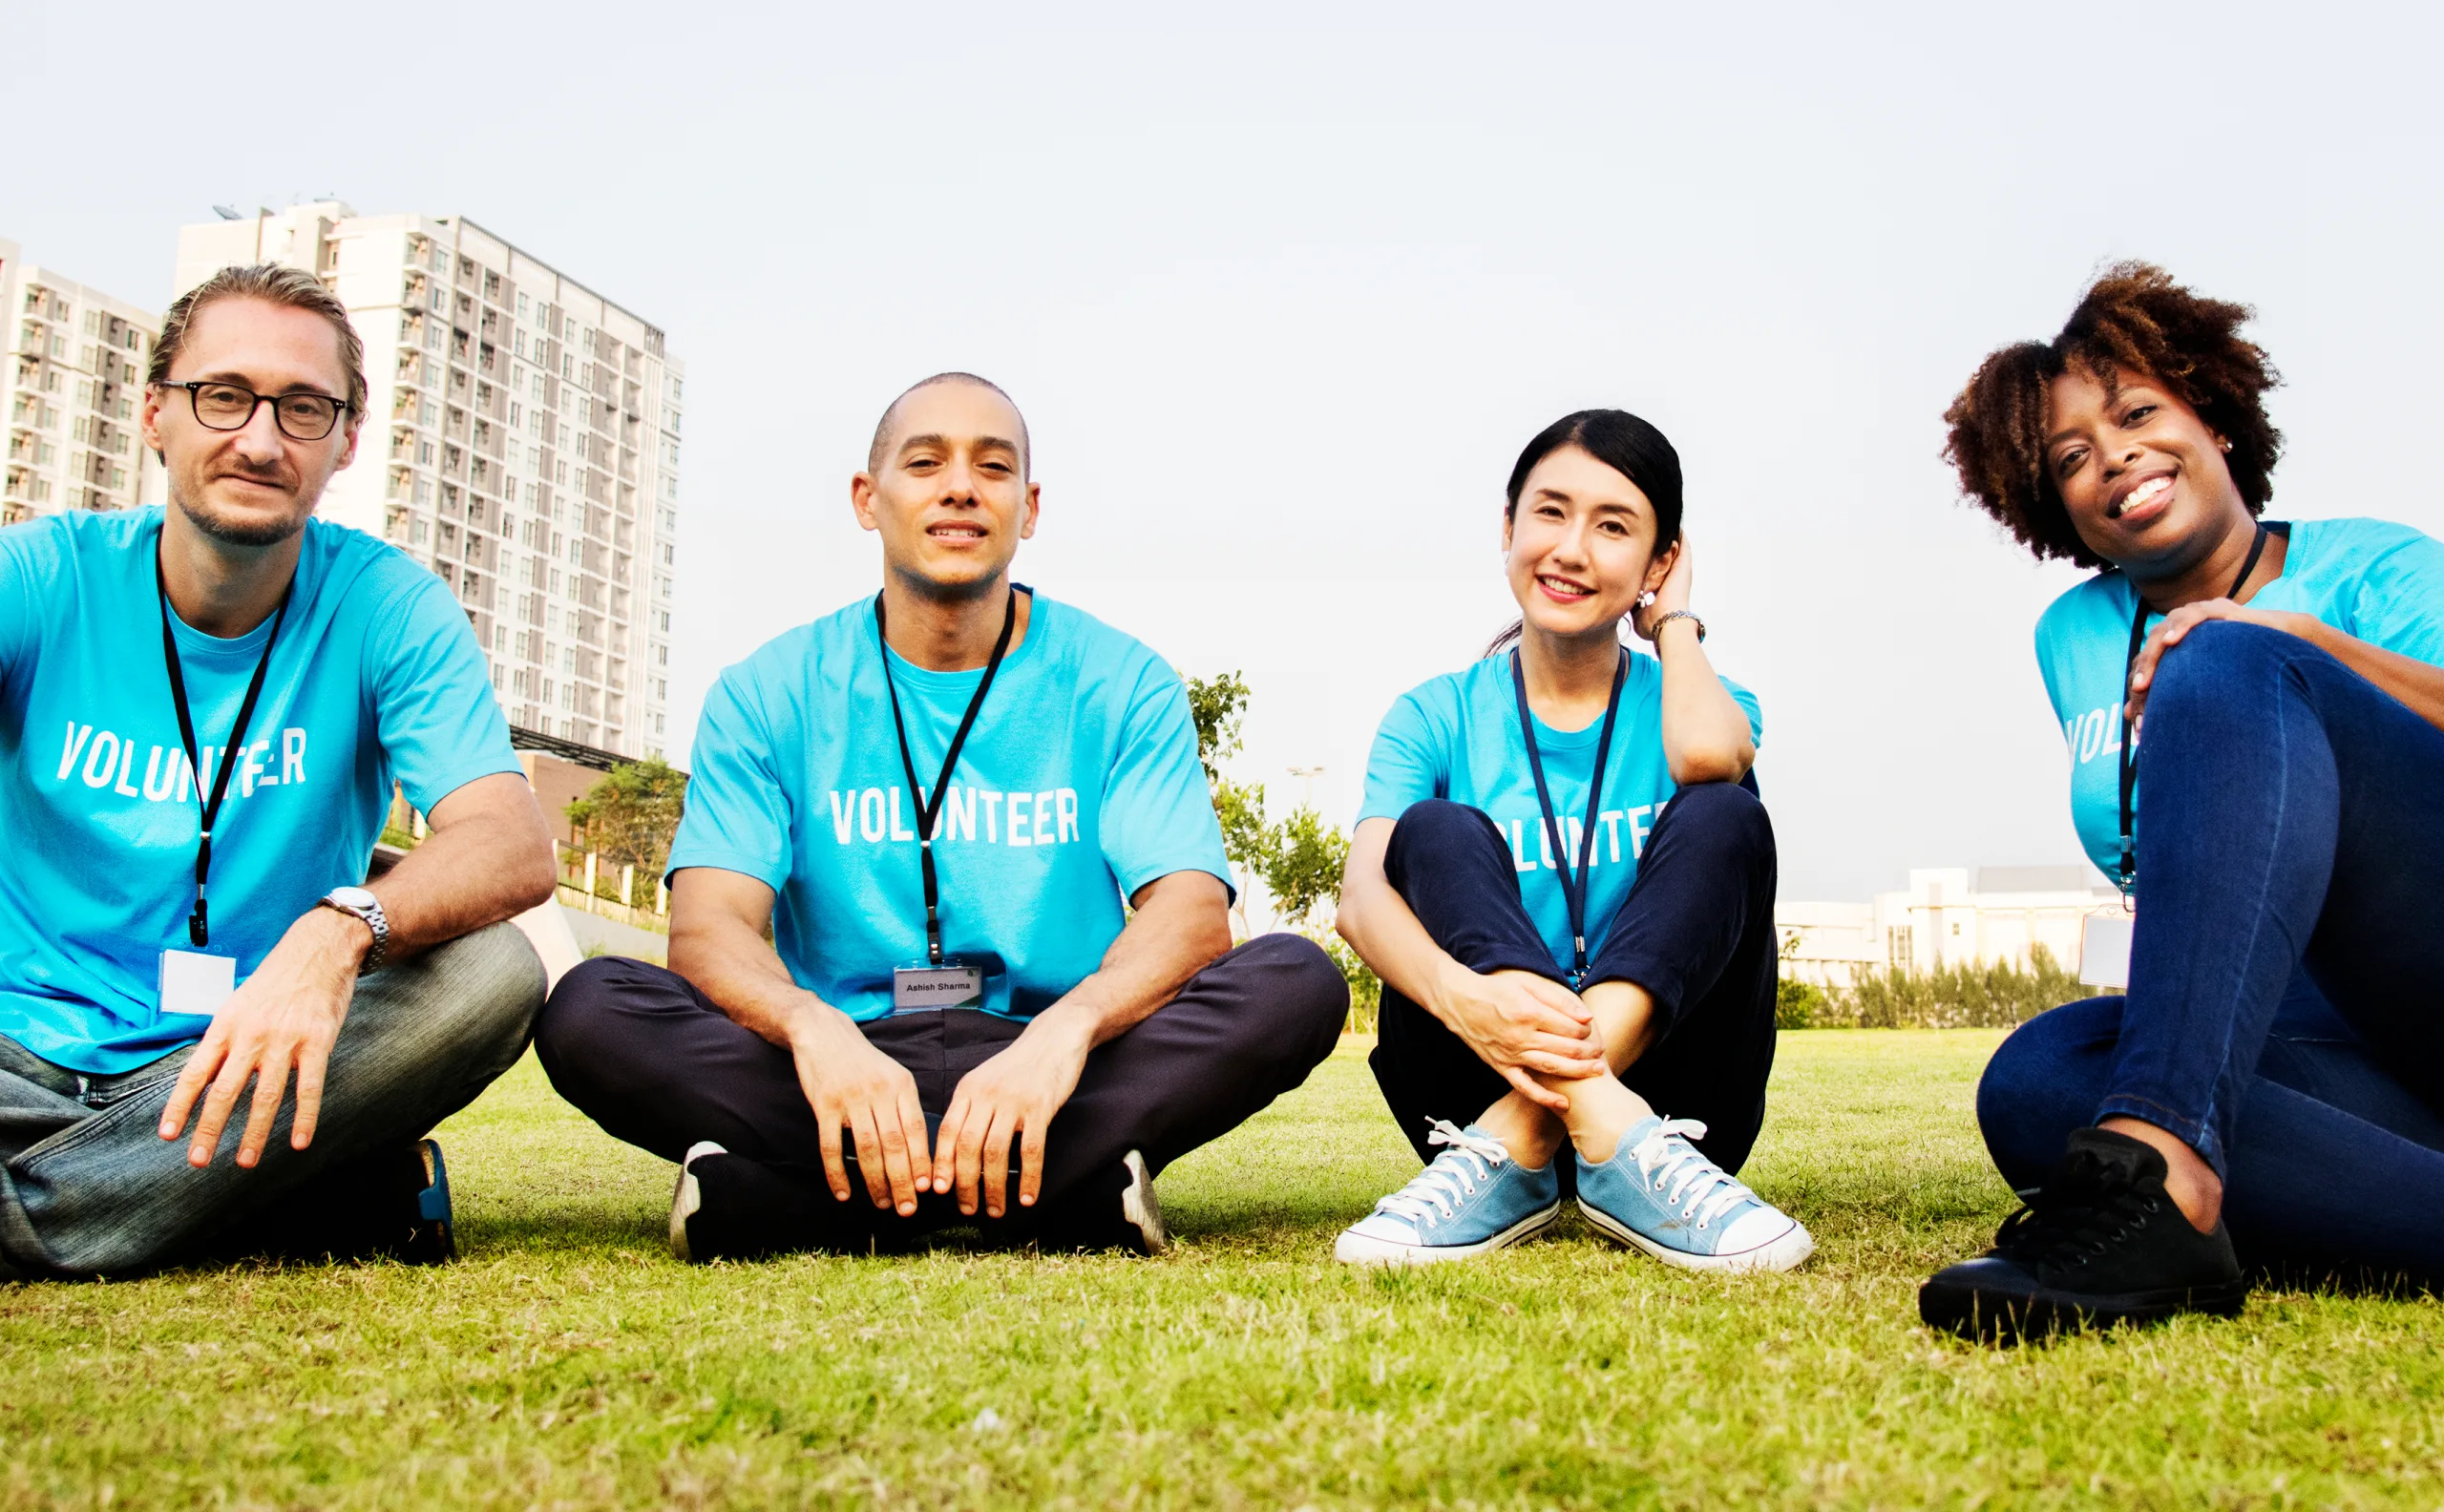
[157,381,354,442]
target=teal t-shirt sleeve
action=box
[666,666,794,891]
[1719,674,1765,748]
[1097,658,1233,900]
[2343,527,2444,665]
[1358,686,1448,825]
[368,573,523,813]
[0,527,42,697]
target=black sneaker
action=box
[207,1139,454,1266]
[1919,1126,2248,1343]
[401,1138,455,1264]
[1035,1150,1169,1255]
[670,1144,904,1261]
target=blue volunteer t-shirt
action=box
[2038,516,2444,879]
[0,510,523,1074]
[669,591,1232,1024]
[1358,650,1763,975]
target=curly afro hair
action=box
[1942,262,2284,569]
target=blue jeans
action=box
[1980,621,2444,1276]
[0,922,544,1278]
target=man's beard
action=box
[171,476,310,549]
[892,557,1008,605]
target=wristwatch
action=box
[319,886,390,971]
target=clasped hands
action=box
[788,1001,1090,1220]
[1429,962,1611,1111]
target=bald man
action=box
[536,374,1346,1260]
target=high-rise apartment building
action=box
[2,238,166,525]
[173,204,685,758]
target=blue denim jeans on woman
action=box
[1980,620,2444,1279]
[0,921,543,1278]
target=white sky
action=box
[10,1,2441,900]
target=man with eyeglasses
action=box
[536,372,1349,1260]
[0,263,557,1279]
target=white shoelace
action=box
[1627,1118,1758,1230]
[1374,1120,1513,1225]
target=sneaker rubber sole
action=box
[1918,1274,2251,1342]
[1576,1198,1815,1274]
[1333,1201,1565,1266]
[670,1141,726,1264]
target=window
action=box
[517,293,530,316]
[1888,927,1912,971]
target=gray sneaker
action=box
[670,1141,726,1264]
[1121,1149,1169,1256]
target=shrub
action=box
[1784,947,2082,1030]
[1312,930,1382,1035]
[1775,976,1829,1030]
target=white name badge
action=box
[159,949,239,1017]
[892,962,984,1013]
[2079,912,2134,993]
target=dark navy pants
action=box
[1367,783,1780,1175]
[536,934,1346,1251]
[1980,621,2444,1278]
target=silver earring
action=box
[2220,439,2233,452]
[1637,590,1656,609]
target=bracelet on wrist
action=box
[1650,609,1706,642]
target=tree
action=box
[564,756,690,879]
[1183,669,1374,1031]
[1182,670,1350,930]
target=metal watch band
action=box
[319,892,390,971]
[1650,609,1707,642]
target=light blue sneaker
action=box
[1336,1120,1563,1265]
[1575,1116,1814,1273]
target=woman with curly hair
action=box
[1920,263,2444,1341]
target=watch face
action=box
[327,886,378,910]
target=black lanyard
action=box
[2117,521,2274,895]
[156,545,292,949]
[874,585,1022,965]
[1510,646,1627,984]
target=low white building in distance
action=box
[172,204,685,760]
[2,238,165,525]
[1777,866,2118,988]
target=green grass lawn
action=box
[3,1031,2437,1509]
